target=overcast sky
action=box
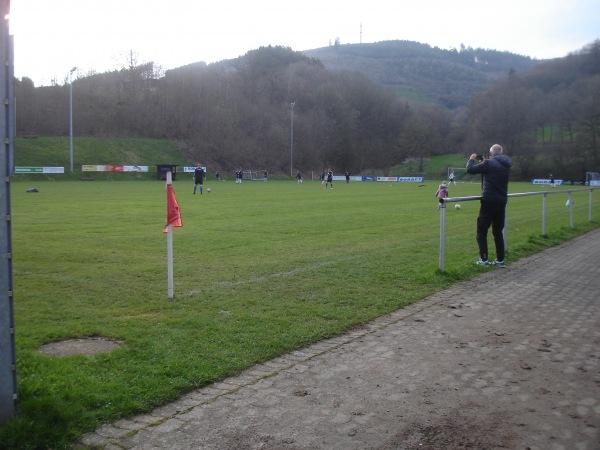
[9,0,600,86]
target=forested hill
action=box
[14,40,599,179]
[303,40,540,108]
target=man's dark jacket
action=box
[466,155,513,204]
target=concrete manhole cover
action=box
[39,337,122,356]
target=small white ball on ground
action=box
[455,204,461,210]
[206,188,211,193]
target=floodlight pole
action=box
[290,102,295,178]
[69,66,76,173]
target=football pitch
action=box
[3,178,599,447]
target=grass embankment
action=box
[1,176,599,448]
[13,136,189,181]
[13,136,470,181]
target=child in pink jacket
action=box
[435,181,449,210]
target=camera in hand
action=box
[476,154,484,162]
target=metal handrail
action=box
[439,187,600,271]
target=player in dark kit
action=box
[193,163,205,194]
[325,169,333,189]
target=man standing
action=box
[466,144,512,266]
[193,163,205,194]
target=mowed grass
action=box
[2,178,600,448]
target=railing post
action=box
[568,191,574,229]
[542,193,547,236]
[590,188,593,222]
[439,200,446,272]
[504,202,508,251]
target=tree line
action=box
[14,41,600,180]
[305,40,540,110]
[467,41,600,181]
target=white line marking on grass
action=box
[181,236,444,297]
[14,270,83,283]
[182,257,351,296]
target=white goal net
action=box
[242,170,268,181]
[586,172,600,186]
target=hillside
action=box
[14,41,598,179]
[13,136,193,180]
[12,136,465,180]
[303,40,541,108]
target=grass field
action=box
[2,177,599,448]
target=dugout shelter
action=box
[156,164,179,181]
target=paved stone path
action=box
[81,229,600,449]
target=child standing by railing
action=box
[435,181,449,210]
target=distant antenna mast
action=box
[360,23,362,44]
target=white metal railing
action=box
[438,187,600,271]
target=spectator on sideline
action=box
[466,144,513,267]
[345,170,350,183]
[435,181,449,210]
[193,163,205,194]
[550,173,555,188]
[215,171,220,181]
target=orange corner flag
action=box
[163,184,182,233]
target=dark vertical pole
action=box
[69,66,76,172]
[0,0,17,423]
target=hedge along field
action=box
[3,178,600,448]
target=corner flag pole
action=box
[166,171,174,298]
[167,228,174,299]
[163,169,182,298]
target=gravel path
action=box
[81,229,600,450]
